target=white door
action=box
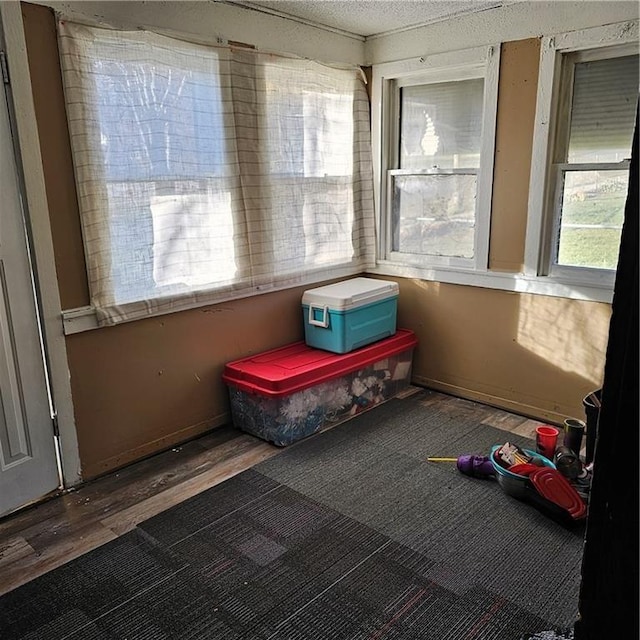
[0,60,60,517]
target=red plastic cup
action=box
[535,425,559,460]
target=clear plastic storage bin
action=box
[222,329,417,446]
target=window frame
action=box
[371,45,500,275]
[525,21,639,291]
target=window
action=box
[58,22,375,326]
[372,46,500,274]
[526,22,639,293]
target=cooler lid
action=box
[222,329,417,397]
[301,277,399,311]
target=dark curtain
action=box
[574,106,639,638]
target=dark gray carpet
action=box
[0,388,584,639]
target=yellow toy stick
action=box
[426,457,458,462]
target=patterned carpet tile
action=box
[0,389,583,640]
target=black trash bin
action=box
[582,388,602,465]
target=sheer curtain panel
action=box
[57,21,375,325]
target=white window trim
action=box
[524,20,639,291]
[60,263,363,335]
[371,45,500,275]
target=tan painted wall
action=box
[394,279,610,421]
[21,3,611,480]
[64,287,311,478]
[489,38,540,273]
[21,1,88,309]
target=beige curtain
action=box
[58,21,375,326]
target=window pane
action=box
[557,170,628,269]
[263,63,354,178]
[107,181,239,305]
[392,174,476,258]
[95,57,228,181]
[400,78,484,170]
[87,35,239,304]
[260,58,363,274]
[568,55,639,163]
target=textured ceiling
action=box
[224,1,509,37]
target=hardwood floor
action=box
[0,388,551,597]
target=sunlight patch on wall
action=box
[516,294,610,381]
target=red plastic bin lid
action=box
[529,467,587,520]
[222,329,417,397]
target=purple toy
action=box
[456,455,495,479]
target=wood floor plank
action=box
[0,536,34,568]
[507,417,548,439]
[65,431,266,518]
[0,523,118,596]
[482,411,530,432]
[101,441,279,536]
[0,431,261,547]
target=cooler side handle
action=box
[308,304,329,328]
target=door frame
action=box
[1,3,81,489]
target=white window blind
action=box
[399,79,484,170]
[58,21,375,326]
[567,54,639,163]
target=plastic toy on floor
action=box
[430,443,587,527]
[426,455,495,478]
[456,454,495,478]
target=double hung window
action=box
[58,22,375,326]
[372,46,500,274]
[526,22,639,293]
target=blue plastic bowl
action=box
[490,445,556,498]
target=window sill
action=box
[62,263,613,335]
[62,306,100,335]
[368,261,614,304]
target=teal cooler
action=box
[302,277,399,353]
